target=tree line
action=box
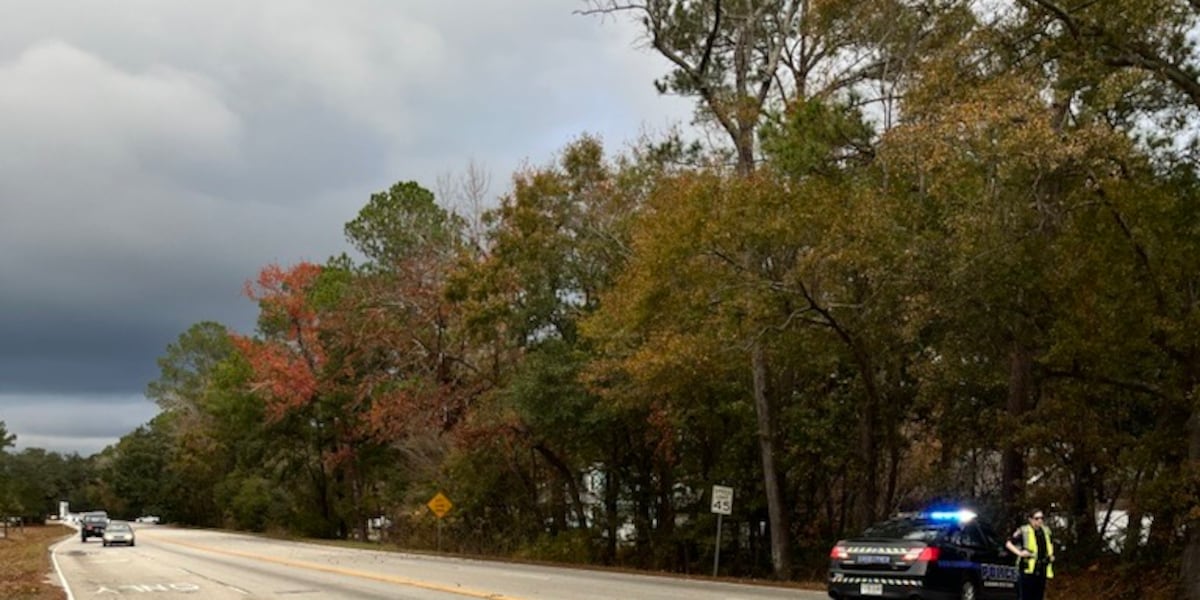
[3,1,1199,596]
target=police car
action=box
[828,509,1018,600]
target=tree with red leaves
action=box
[231,260,361,537]
[233,262,325,421]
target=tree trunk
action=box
[533,443,588,527]
[354,474,368,542]
[735,127,755,177]
[656,461,676,570]
[751,340,792,579]
[1070,460,1100,563]
[634,456,654,568]
[1001,341,1033,522]
[858,397,879,528]
[885,433,901,517]
[604,452,620,564]
[1110,467,1142,560]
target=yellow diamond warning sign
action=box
[427,492,453,518]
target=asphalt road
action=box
[53,524,829,600]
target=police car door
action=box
[964,522,1019,599]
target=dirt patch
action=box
[1052,560,1180,600]
[0,524,70,600]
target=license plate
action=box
[860,583,883,596]
[858,554,891,564]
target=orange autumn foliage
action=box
[231,262,325,422]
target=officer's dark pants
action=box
[1018,572,1047,600]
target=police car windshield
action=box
[860,517,948,541]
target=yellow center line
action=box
[144,532,528,600]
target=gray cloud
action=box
[1,394,159,456]
[0,1,693,455]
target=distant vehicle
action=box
[102,521,135,547]
[80,512,109,542]
[828,509,1018,600]
[135,515,160,524]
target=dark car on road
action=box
[80,511,109,542]
[828,509,1018,600]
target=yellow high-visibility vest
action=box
[1019,525,1054,578]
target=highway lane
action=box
[53,524,828,600]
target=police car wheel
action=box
[960,580,977,600]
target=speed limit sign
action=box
[711,485,733,515]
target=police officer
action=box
[1005,509,1054,600]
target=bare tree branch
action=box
[755,0,802,110]
[1019,0,1200,110]
[1104,51,1200,111]
[697,0,722,78]
[1018,0,1082,38]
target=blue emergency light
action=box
[925,509,977,523]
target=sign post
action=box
[710,485,733,577]
[427,492,453,552]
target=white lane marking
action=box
[94,583,202,594]
[50,536,78,600]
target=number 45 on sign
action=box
[711,485,733,515]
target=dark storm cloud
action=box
[0,321,166,396]
[0,0,693,455]
[0,310,198,395]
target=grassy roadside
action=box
[0,523,70,600]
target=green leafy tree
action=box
[1001,2,1200,592]
[0,421,13,450]
[146,321,236,414]
[336,181,474,538]
[874,8,1200,593]
[583,169,806,573]
[447,138,653,563]
[340,181,472,431]
[582,0,967,577]
[344,181,466,272]
[140,322,247,526]
[4,448,48,518]
[104,426,171,519]
[0,422,13,514]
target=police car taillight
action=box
[830,544,850,560]
[902,546,939,562]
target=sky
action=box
[0,1,693,456]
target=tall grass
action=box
[0,523,70,600]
